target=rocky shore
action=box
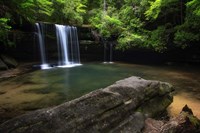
[0,76,177,132]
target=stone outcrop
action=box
[143,105,200,133]
[0,76,173,133]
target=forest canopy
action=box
[0,0,200,52]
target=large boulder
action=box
[0,76,173,133]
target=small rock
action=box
[0,58,8,70]
[0,54,18,68]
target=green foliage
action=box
[119,5,144,29]
[117,31,146,51]
[62,0,87,25]
[174,30,199,48]
[89,6,122,38]
[145,0,162,20]
[145,26,168,52]
[16,0,53,22]
[145,0,179,20]
[1,0,200,51]
[51,0,65,23]
[187,0,200,16]
[0,18,11,46]
[174,0,200,47]
[116,2,147,51]
[0,18,11,30]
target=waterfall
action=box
[55,24,81,67]
[103,40,107,63]
[36,23,81,69]
[102,0,114,64]
[103,42,114,64]
[109,43,113,63]
[35,23,51,69]
[55,24,70,65]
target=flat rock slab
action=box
[0,76,173,133]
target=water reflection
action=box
[0,62,200,122]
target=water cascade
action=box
[55,24,81,67]
[36,23,81,69]
[103,42,114,64]
[35,23,51,69]
[109,43,113,63]
[102,0,114,64]
[56,24,70,66]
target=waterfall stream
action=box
[35,23,51,69]
[36,23,81,69]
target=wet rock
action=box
[0,76,173,133]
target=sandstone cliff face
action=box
[0,76,173,133]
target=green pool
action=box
[0,62,200,123]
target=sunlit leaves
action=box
[36,0,53,16]
[62,0,87,25]
[187,0,200,16]
[89,6,122,38]
[18,0,53,22]
[144,0,179,20]
[76,3,87,14]
[0,18,11,45]
[145,0,161,20]
[0,18,11,30]
[1,0,200,50]
[117,31,146,51]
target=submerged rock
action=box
[0,76,173,133]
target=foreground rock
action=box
[143,105,200,133]
[0,76,173,133]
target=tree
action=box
[89,3,122,39]
[61,0,87,25]
[1,0,200,51]
[174,0,200,48]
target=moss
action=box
[187,114,200,128]
[159,83,173,95]
[136,94,173,118]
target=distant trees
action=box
[0,0,199,52]
[174,0,200,48]
[0,0,87,46]
[88,0,200,52]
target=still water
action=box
[0,62,200,123]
